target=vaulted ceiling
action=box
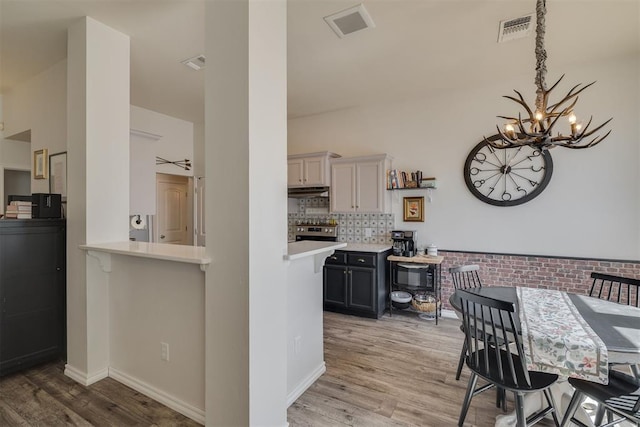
[1,1,638,124]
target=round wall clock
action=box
[464,135,553,207]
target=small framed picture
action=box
[49,151,68,202]
[403,196,424,222]
[34,148,48,179]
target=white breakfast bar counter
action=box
[79,240,346,419]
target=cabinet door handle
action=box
[348,270,352,274]
[357,258,365,263]
[343,270,347,275]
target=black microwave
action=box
[393,263,434,288]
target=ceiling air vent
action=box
[498,13,534,43]
[181,54,206,71]
[324,4,375,38]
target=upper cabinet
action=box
[287,152,340,187]
[330,154,393,213]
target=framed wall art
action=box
[49,151,67,202]
[403,196,424,222]
[33,148,48,179]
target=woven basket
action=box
[411,294,439,314]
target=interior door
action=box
[156,174,189,245]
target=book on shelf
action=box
[386,169,428,189]
[4,200,32,219]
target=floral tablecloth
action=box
[516,287,609,384]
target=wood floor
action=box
[288,311,555,427]
[0,362,199,426]
[0,311,556,426]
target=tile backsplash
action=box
[287,197,395,244]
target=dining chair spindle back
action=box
[450,264,482,290]
[450,264,484,381]
[456,289,560,427]
[589,272,640,307]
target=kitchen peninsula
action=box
[77,239,344,422]
[284,240,346,405]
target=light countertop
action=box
[387,254,444,264]
[80,241,211,266]
[339,243,392,253]
[285,241,347,261]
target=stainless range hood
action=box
[287,186,330,198]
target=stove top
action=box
[294,224,338,241]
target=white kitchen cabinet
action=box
[330,154,393,213]
[287,152,340,187]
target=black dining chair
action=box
[450,264,482,290]
[587,271,640,423]
[450,265,483,381]
[560,370,640,426]
[589,272,640,308]
[589,272,640,380]
[456,289,560,427]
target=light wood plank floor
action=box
[288,311,555,427]
[0,362,199,426]
[0,311,556,426]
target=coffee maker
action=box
[391,230,417,257]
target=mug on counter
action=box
[427,245,438,256]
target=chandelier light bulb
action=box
[535,111,544,121]
[505,123,516,138]
[568,114,577,124]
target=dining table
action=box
[449,286,640,426]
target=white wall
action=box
[109,256,205,421]
[131,105,194,177]
[2,60,68,194]
[205,0,288,425]
[286,255,325,405]
[66,16,130,382]
[193,121,205,178]
[289,55,640,260]
[0,95,31,214]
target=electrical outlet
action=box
[365,228,372,237]
[294,336,301,355]
[161,342,170,361]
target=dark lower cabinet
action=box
[0,219,66,377]
[323,249,391,318]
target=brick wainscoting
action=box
[439,250,640,311]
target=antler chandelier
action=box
[487,0,612,150]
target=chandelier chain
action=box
[534,0,547,112]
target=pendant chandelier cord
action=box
[485,0,611,150]
[534,0,547,112]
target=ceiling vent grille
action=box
[324,4,375,38]
[181,54,206,71]
[498,13,534,43]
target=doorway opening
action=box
[3,168,31,206]
[155,173,193,245]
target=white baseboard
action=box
[64,364,109,386]
[287,362,326,407]
[109,367,205,425]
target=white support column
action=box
[65,16,130,384]
[204,0,288,425]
